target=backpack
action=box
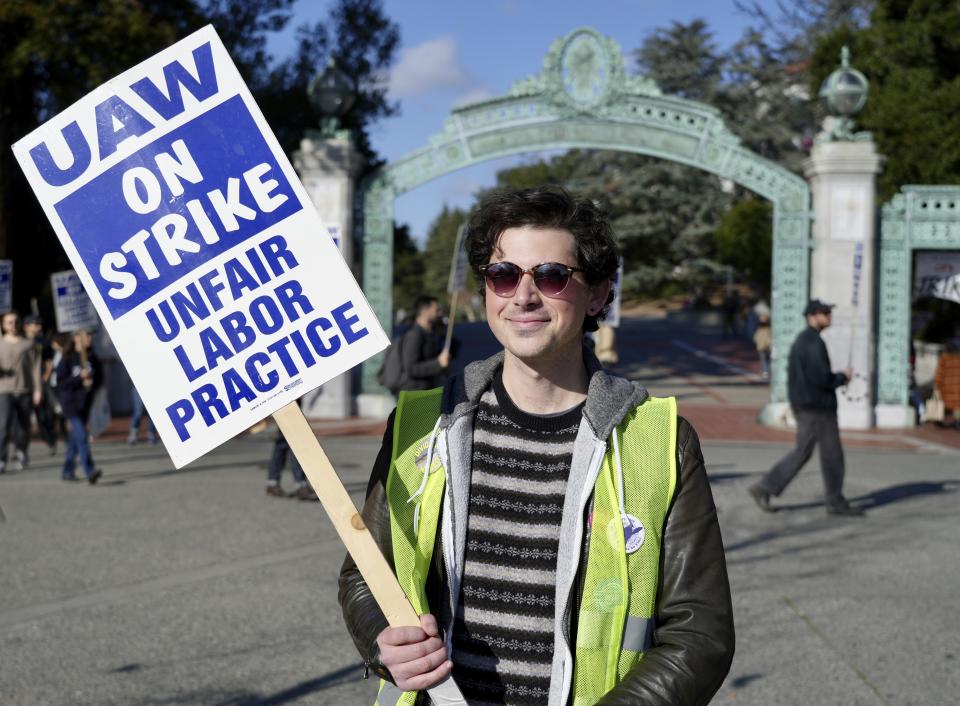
[376,331,407,392]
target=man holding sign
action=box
[15,25,470,706]
[340,187,734,705]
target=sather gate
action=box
[355,28,811,411]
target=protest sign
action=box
[51,270,99,332]
[443,225,469,353]
[0,261,11,313]
[13,27,465,703]
[914,251,960,304]
[14,27,388,467]
[447,225,469,294]
[13,26,389,469]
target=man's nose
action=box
[512,270,540,305]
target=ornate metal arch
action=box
[358,28,811,403]
[877,186,960,410]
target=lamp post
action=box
[817,46,870,143]
[308,58,356,138]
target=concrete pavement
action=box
[1,311,957,705]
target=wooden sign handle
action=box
[272,402,467,704]
[272,402,419,627]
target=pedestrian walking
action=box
[128,385,157,445]
[56,329,102,484]
[0,311,41,472]
[264,433,317,500]
[23,315,57,452]
[748,299,863,516]
[753,312,772,380]
[339,186,734,705]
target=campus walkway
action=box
[0,312,956,705]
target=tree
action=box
[714,199,773,292]
[0,0,399,315]
[725,0,873,170]
[421,205,469,305]
[255,0,400,169]
[391,223,424,323]
[0,0,219,314]
[634,19,724,102]
[809,0,960,199]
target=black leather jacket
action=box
[339,354,734,705]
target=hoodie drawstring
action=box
[407,416,442,535]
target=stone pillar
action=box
[803,141,883,429]
[292,133,363,418]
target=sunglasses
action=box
[479,261,584,298]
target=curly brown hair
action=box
[464,186,620,332]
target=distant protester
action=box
[0,311,42,472]
[56,329,102,484]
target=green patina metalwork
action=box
[358,28,812,402]
[878,186,960,406]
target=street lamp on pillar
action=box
[308,58,357,139]
[817,46,871,143]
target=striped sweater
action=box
[448,371,583,706]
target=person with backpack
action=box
[378,295,450,395]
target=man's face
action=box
[24,322,41,339]
[484,226,609,367]
[2,314,18,336]
[425,301,441,326]
[808,310,832,331]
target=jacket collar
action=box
[440,345,649,440]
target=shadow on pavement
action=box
[730,673,764,689]
[213,663,363,706]
[134,663,365,706]
[772,480,959,513]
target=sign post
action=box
[14,27,464,704]
[443,225,468,354]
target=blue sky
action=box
[268,0,782,242]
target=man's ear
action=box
[589,279,613,314]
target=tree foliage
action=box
[0,0,399,315]
[422,205,469,302]
[392,223,424,322]
[809,0,960,199]
[714,199,773,291]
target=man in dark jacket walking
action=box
[749,300,864,516]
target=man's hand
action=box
[438,349,451,369]
[843,367,853,383]
[32,389,42,406]
[376,613,452,691]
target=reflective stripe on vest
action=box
[377,389,447,706]
[379,389,677,706]
[572,395,677,705]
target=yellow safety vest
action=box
[374,388,677,706]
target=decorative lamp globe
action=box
[308,58,356,123]
[819,46,869,117]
